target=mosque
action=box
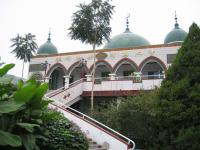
[28,14,187,107]
[27,14,189,149]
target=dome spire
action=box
[174,11,179,29]
[125,14,130,32]
[48,28,51,41]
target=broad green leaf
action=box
[14,84,36,103]
[26,79,37,85]
[21,134,39,150]
[0,64,15,77]
[17,123,40,133]
[0,100,24,114]
[0,130,22,147]
[34,83,48,101]
[17,79,24,89]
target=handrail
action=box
[46,75,163,97]
[47,99,135,150]
[46,78,84,98]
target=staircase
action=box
[47,102,135,150]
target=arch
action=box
[139,56,167,71]
[89,60,113,74]
[68,61,89,76]
[46,63,68,77]
[113,58,139,73]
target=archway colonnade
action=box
[44,56,166,90]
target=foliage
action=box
[10,33,38,77]
[154,23,200,149]
[38,109,89,150]
[0,64,50,150]
[69,0,114,110]
[91,91,159,149]
[68,0,115,46]
[89,23,200,149]
[10,34,37,62]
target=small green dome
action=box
[37,33,58,55]
[104,29,150,49]
[164,28,187,44]
[164,13,187,44]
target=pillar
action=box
[109,73,116,80]
[63,75,70,89]
[85,74,92,81]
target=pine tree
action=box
[156,23,200,150]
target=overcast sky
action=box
[0,0,199,78]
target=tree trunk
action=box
[91,43,96,111]
[22,60,25,78]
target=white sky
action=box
[0,0,199,78]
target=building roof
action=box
[37,32,58,55]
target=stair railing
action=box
[47,99,135,150]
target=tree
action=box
[10,33,38,78]
[91,91,159,149]
[155,23,200,149]
[68,0,114,111]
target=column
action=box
[109,73,116,80]
[44,77,50,83]
[85,74,92,81]
[162,71,166,79]
[63,75,70,89]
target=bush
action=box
[39,109,89,150]
[91,91,159,149]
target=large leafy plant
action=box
[0,64,50,150]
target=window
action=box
[167,54,176,64]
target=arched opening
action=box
[141,61,164,79]
[139,56,166,79]
[89,61,112,78]
[113,58,138,77]
[69,65,88,83]
[49,68,65,90]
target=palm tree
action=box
[10,33,38,78]
[68,0,114,111]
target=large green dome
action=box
[164,14,187,44]
[104,29,150,49]
[37,33,58,55]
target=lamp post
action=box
[41,60,50,82]
[80,58,87,78]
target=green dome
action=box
[164,14,187,44]
[37,33,58,55]
[104,29,150,49]
[164,28,187,44]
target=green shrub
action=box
[91,91,159,149]
[39,109,89,150]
